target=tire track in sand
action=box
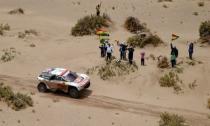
[0,74,210,126]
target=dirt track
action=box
[0,74,210,126]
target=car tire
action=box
[37,83,47,92]
[69,88,79,98]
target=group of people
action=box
[99,39,146,65]
[170,42,194,68]
[99,39,195,68]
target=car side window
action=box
[55,76,65,81]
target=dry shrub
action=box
[18,29,38,38]
[159,112,187,126]
[0,48,19,62]
[124,16,146,33]
[198,2,204,7]
[86,60,138,80]
[127,33,163,48]
[0,24,10,31]
[159,71,182,92]
[0,29,3,35]
[163,4,168,8]
[175,67,184,74]
[158,0,172,2]
[199,21,210,39]
[193,12,199,16]
[8,8,24,15]
[157,56,169,68]
[71,13,111,36]
[0,24,10,35]
[188,80,197,89]
[0,83,33,111]
[186,60,196,66]
[208,98,210,109]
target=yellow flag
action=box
[172,33,179,41]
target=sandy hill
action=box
[0,0,210,126]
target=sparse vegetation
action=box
[198,2,204,7]
[86,60,138,80]
[0,23,11,35]
[159,71,182,93]
[124,16,146,33]
[163,4,168,8]
[158,0,173,2]
[127,34,163,48]
[9,8,24,15]
[193,12,199,16]
[18,29,38,38]
[71,13,111,36]
[0,48,19,62]
[0,83,33,111]
[207,98,210,109]
[157,56,170,68]
[188,80,197,89]
[199,21,210,39]
[159,112,187,126]
[175,67,184,74]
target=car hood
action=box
[74,73,89,83]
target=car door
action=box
[47,75,61,89]
[56,76,68,92]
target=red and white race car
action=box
[37,68,90,98]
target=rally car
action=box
[37,68,90,98]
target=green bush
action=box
[159,71,182,92]
[159,112,187,126]
[127,34,163,48]
[124,16,146,33]
[0,83,33,111]
[71,13,111,36]
[87,60,138,80]
[199,21,210,38]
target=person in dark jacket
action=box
[188,42,194,60]
[128,46,134,64]
[96,3,101,16]
[118,42,128,60]
[171,43,178,65]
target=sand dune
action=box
[0,0,210,126]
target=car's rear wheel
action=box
[37,83,47,92]
[69,87,79,98]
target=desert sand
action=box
[0,0,210,126]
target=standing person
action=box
[121,42,128,60]
[96,3,101,16]
[171,43,179,58]
[117,41,127,60]
[99,39,105,57]
[128,45,135,64]
[171,43,178,65]
[106,43,113,61]
[140,51,145,66]
[171,52,176,68]
[188,42,194,60]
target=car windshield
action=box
[65,72,78,82]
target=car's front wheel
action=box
[69,87,79,98]
[37,83,47,92]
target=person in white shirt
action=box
[106,43,113,61]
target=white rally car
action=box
[37,68,90,98]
